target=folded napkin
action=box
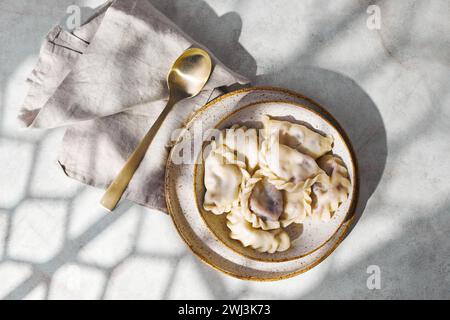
[20,0,248,211]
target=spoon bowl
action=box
[168,48,212,98]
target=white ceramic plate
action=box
[165,87,358,280]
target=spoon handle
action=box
[100,97,178,211]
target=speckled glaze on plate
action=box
[165,87,359,281]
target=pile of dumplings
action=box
[203,115,351,254]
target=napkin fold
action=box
[19,0,248,211]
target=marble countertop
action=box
[1,0,449,299]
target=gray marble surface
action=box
[0,0,449,299]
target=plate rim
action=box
[165,86,359,281]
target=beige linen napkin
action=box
[19,0,248,211]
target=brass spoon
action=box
[100,48,212,211]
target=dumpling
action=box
[241,170,328,229]
[226,208,290,253]
[311,155,352,222]
[218,125,259,173]
[240,171,283,230]
[281,183,313,228]
[249,179,284,221]
[203,142,249,215]
[259,136,323,191]
[280,173,327,227]
[282,188,310,227]
[263,115,333,159]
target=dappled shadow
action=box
[0,1,96,126]
[0,0,255,300]
[299,200,450,299]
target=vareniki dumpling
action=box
[249,179,284,221]
[226,208,290,253]
[240,171,283,230]
[279,172,329,227]
[259,136,323,191]
[281,183,313,227]
[311,155,352,222]
[263,115,333,159]
[240,170,321,230]
[203,142,249,215]
[218,125,259,173]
